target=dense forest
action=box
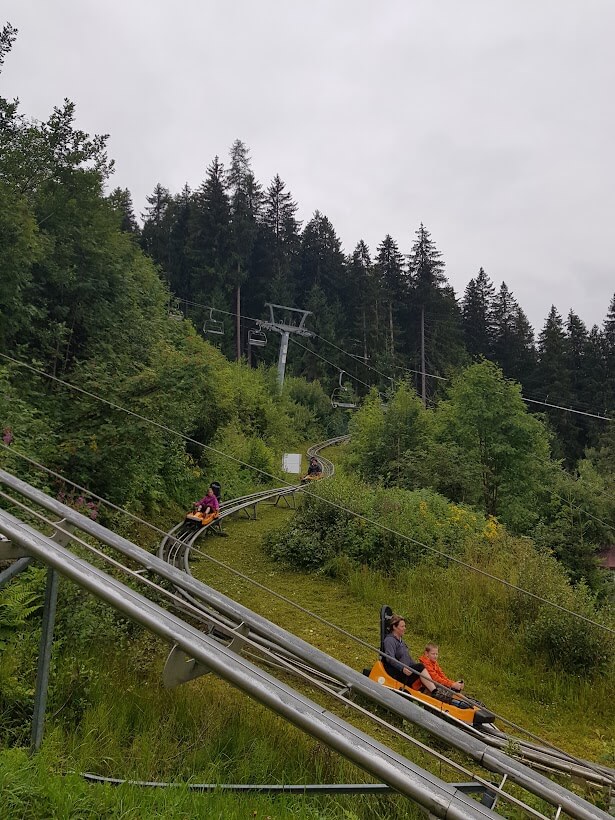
[135,143,615,470]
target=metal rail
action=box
[1,463,612,819]
[158,436,348,563]
[0,507,501,820]
[158,447,615,793]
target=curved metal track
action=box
[156,441,615,811]
[2,450,612,820]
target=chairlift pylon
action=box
[203,308,224,336]
[331,371,357,410]
[248,328,267,348]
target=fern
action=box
[0,572,43,648]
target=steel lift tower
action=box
[257,303,313,387]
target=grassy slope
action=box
[192,504,613,760]
[3,446,613,818]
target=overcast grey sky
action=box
[3,1,614,333]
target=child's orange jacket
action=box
[418,654,456,688]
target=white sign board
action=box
[282,453,302,474]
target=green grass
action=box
[192,503,614,765]
[2,746,420,820]
[2,449,613,817]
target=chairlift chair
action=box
[248,328,267,348]
[331,371,357,410]
[203,308,224,336]
[167,299,184,321]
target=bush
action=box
[264,525,337,571]
[284,376,332,438]
[202,421,280,500]
[266,472,615,676]
[264,475,490,572]
[526,606,613,674]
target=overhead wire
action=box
[0,492,553,816]
[3,349,614,779]
[5,304,614,536]
[288,337,374,393]
[3,443,613,790]
[0,351,613,637]
[178,295,448,386]
[521,396,613,422]
[174,297,615,422]
[3,314,615,656]
[309,330,447,383]
[548,488,615,536]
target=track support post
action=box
[29,519,74,755]
[30,565,59,754]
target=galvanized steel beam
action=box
[0,510,501,820]
[0,469,611,820]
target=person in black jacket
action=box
[302,457,323,482]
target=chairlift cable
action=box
[174,297,614,422]
[311,330,448,383]
[288,338,373,392]
[2,350,613,635]
[1,436,612,641]
[3,468,612,793]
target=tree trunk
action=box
[421,304,426,407]
[236,282,241,362]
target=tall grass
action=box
[1,649,425,820]
[3,488,613,817]
[345,560,614,762]
[2,746,423,820]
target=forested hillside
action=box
[1,23,614,817]
[1,19,614,581]
[0,24,340,513]
[136,146,615,469]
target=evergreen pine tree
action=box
[249,174,301,311]
[585,324,608,415]
[563,311,592,461]
[226,139,261,358]
[537,306,569,397]
[490,282,536,384]
[509,305,537,384]
[603,293,615,414]
[462,267,495,359]
[166,184,192,302]
[374,234,406,359]
[187,156,232,300]
[108,187,140,235]
[347,240,374,364]
[534,306,576,464]
[298,211,346,308]
[140,183,171,269]
[409,223,446,295]
[407,224,464,395]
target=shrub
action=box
[267,472,615,676]
[265,475,489,573]
[526,606,613,674]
